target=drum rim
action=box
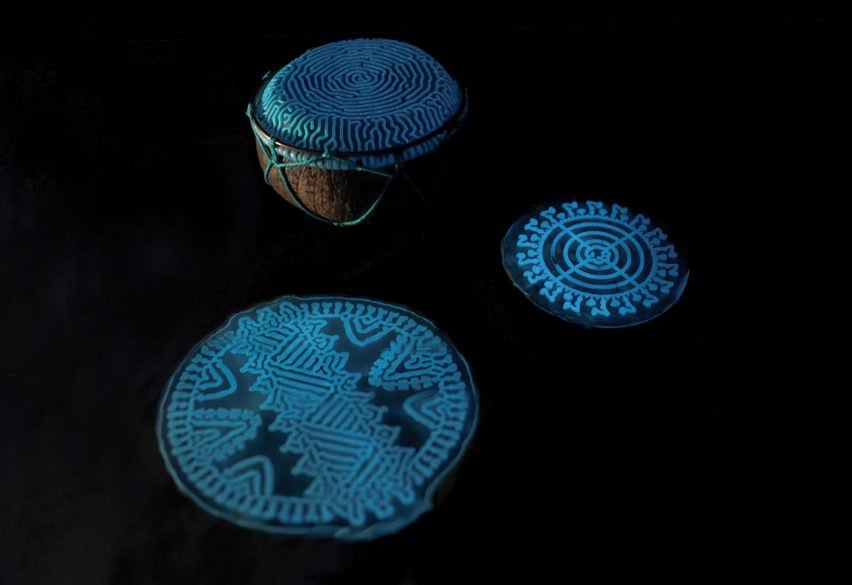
[249,78,468,163]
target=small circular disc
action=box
[157,296,478,540]
[502,200,689,328]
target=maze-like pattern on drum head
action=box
[502,201,689,328]
[253,38,464,168]
[157,297,477,540]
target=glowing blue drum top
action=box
[252,39,465,169]
[157,296,477,540]
[502,201,688,328]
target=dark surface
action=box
[1,9,843,583]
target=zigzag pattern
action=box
[158,297,477,539]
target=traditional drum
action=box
[248,38,466,226]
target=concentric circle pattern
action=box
[502,201,688,328]
[157,296,478,540]
[254,39,464,168]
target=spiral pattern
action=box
[254,39,464,168]
[502,201,688,328]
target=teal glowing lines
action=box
[502,201,688,328]
[157,297,478,540]
[252,38,465,170]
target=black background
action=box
[1,7,844,583]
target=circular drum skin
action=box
[157,296,478,540]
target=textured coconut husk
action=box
[253,141,392,224]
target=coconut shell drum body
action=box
[248,38,466,225]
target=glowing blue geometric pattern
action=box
[157,297,477,540]
[253,38,465,169]
[502,201,689,328]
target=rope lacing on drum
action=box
[247,104,399,227]
[245,89,467,227]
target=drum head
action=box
[253,39,465,168]
[502,201,689,328]
[157,296,478,540]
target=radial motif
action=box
[253,39,464,168]
[502,201,689,327]
[157,297,477,540]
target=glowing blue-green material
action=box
[247,103,398,227]
[252,38,465,170]
[502,201,689,328]
[156,297,478,540]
